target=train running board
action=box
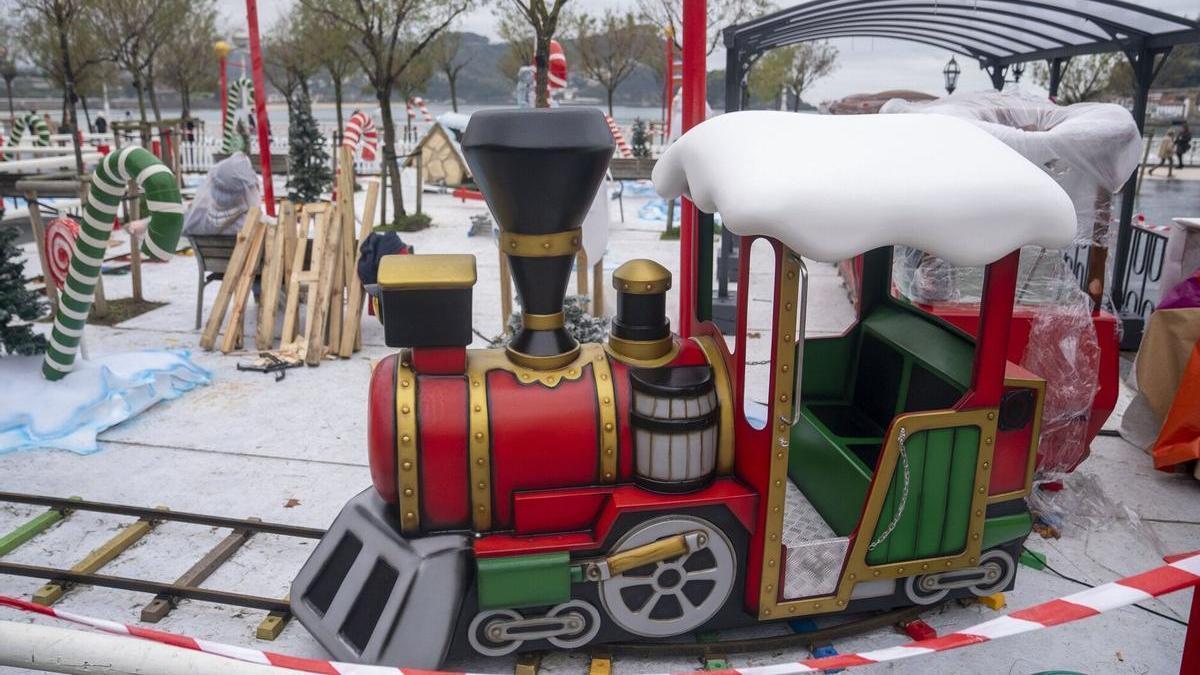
[290,489,472,668]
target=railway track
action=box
[0,491,935,667]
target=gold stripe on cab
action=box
[592,350,619,483]
[500,229,582,257]
[395,351,421,534]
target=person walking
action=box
[1175,121,1192,169]
[1148,129,1176,178]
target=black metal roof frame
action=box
[726,0,1200,66]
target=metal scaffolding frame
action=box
[722,0,1200,339]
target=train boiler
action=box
[291,107,1076,669]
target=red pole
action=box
[1182,586,1200,674]
[960,249,1019,409]
[678,0,705,338]
[245,0,275,217]
[218,56,228,134]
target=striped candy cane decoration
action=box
[1,551,1196,674]
[605,115,634,159]
[42,147,184,380]
[342,110,378,162]
[410,97,433,123]
[221,76,254,153]
[4,112,52,159]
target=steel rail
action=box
[0,492,326,539]
[0,561,290,613]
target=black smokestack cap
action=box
[462,108,614,370]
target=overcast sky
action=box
[219,0,1198,104]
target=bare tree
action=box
[0,20,17,125]
[572,10,652,116]
[638,0,773,56]
[496,5,534,84]
[90,0,188,143]
[299,3,358,133]
[506,0,571,108]
[746,45,791,109]
[157,2,218,121]
[1033,53,1120,104]
[428,31,472,112]
[17,0,108,172]
[783,41,837,111]
[298,0,471,222]
[264,10,322,109]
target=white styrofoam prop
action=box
[0,152,102,173]
[652,111,1077,266]
[881,92,1142,238]
[581,179,611,265]
[0,350,211,454]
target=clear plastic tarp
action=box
[182,152,261,236]
[882,92,1142,473]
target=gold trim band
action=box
[522,311,565,330]
[466,356,492,531]
[506,344,581,371]
[693,336,735,475]
[500,229,582,257]
[395,351,421,534]
[607,333,673,361]
[593,350,618,483]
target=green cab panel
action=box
[982,510,1033,550]
[866,425,980,565]
[789,408,871,536]
[476,552,570,610]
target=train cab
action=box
[290,107,1078,668]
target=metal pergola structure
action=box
[721,0,1200,340]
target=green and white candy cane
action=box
[220,76,254,153]
[42,147,184,380]
[4,113,51,159]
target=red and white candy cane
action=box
[43,216,81,290]
[410,97,433,124]
[342,110,378,162]
[1,551,1197,674]
[605,115,634,159]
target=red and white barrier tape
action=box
[1,550,1196,674]
[605,115,634,159]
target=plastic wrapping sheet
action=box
[182,152,261,236]
[1027,472,1164,552]
[881,91,1141,241]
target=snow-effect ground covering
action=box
[0,171,1195,674]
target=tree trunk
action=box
[54,12,83,176]
[4,79,13,125]
[448,74,458,112]
[534,33,551,108]
[80,95,92,132]
[606,88,614,117]
[376,86,405,220]
[180,86,191,121]
[148,76,163,122]
[133,79,151,146]
[332,76,344,133]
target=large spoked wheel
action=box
[969,549,1016,597]
[467,609,523,657]
[598,514,736,638]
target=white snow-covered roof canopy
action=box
[652,111,1076,266]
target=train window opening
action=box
[741,238,776,430]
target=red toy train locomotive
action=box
[291,107,1078,667]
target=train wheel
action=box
[546,600,602,649]
[969,549,1016,597]
[598,514,736,638]
[468,609,524,657]
[904,573,949,606]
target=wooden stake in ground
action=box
[339,180,379,358]
[255,202,292,350]
[199,207,261,350]
[220,216,268,354]
[281,204,328,347]
[305,205,342,366]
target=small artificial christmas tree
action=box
[286,93,332,203]
[631,118,650,158]
[0,226,47,356]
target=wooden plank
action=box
[280,207,313,346]
[140,524,256,623]
[514,652,541,675]
[304,205,342,366]
[255,593,292,640]
[327,230,344,354]
[199,207,260,350]
[587,655,611,675]
[127,180,143,302]
[255,204,291,350]
[576,250,589,295]
[32,516,158,606]
[300,209,329,348]
[0,506,69,557]
[25,190,60,315]
[592,256,604,317]
[499,249,513,330]
[339,180,379,357]
[220,216,268,354]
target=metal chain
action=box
[868,426,911,552]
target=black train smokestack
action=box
[462,108,614,370]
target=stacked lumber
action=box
[199,154,378,366]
